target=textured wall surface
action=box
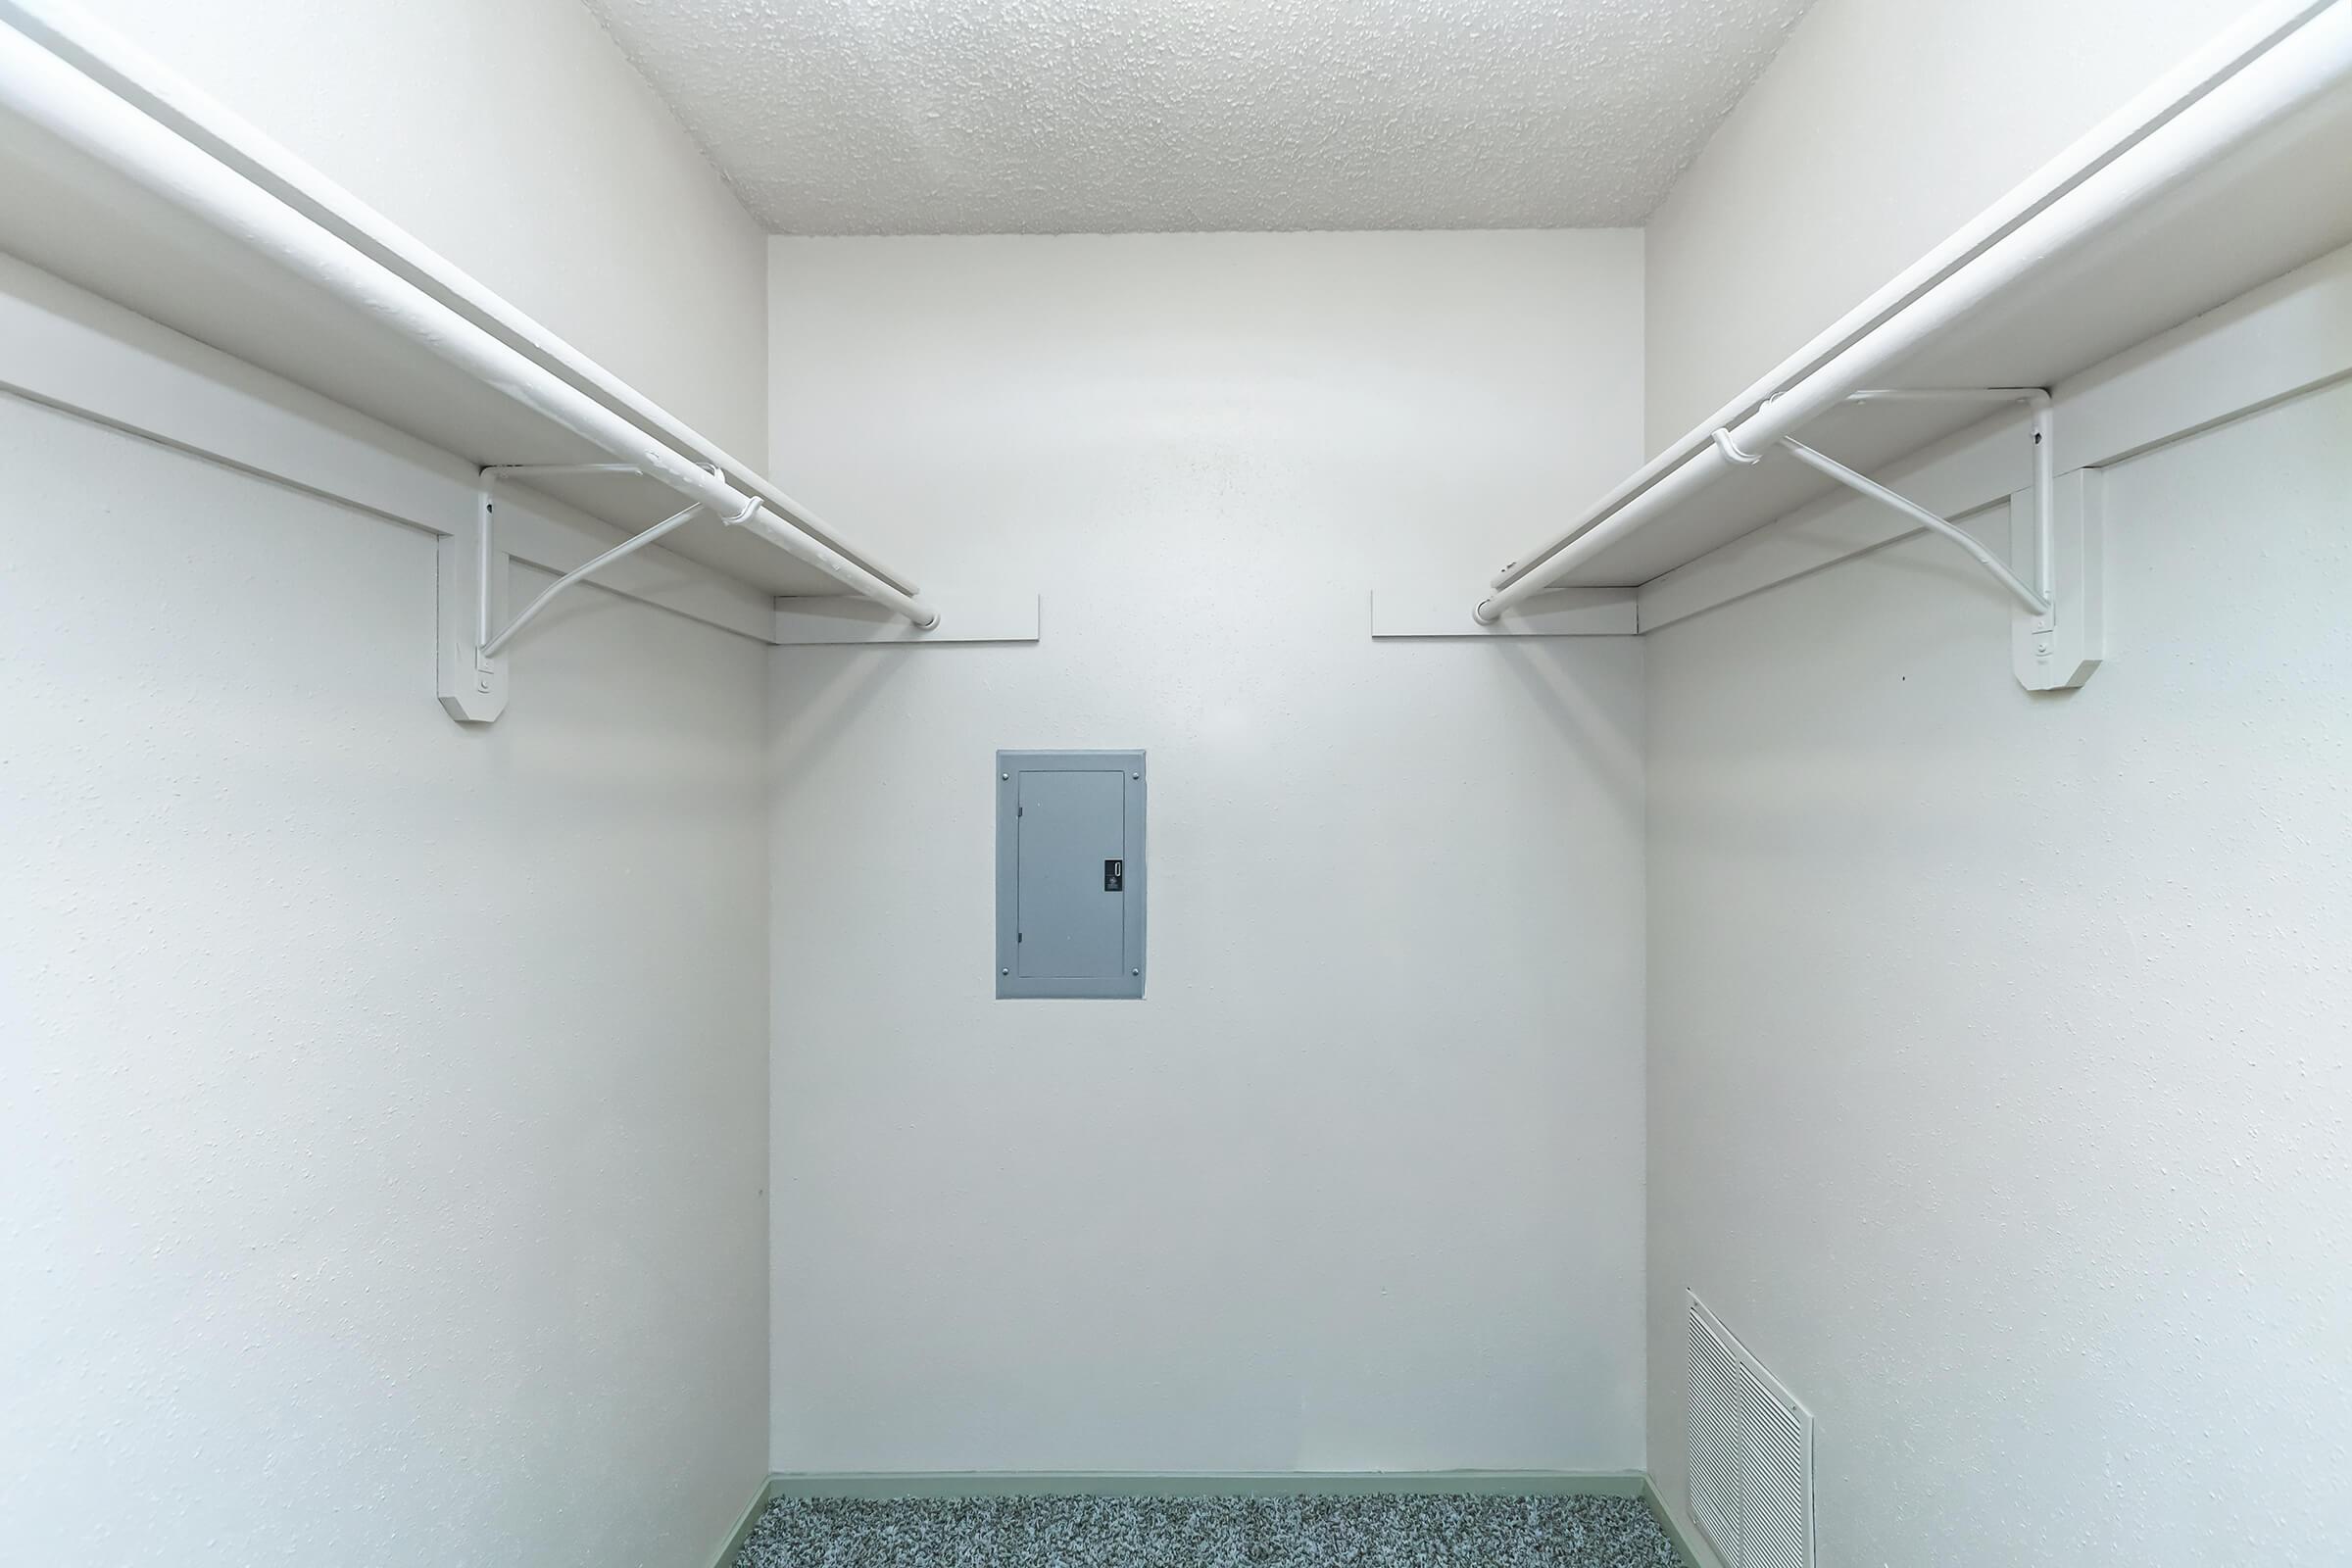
[0,373,771,1553]
[1644,379,2352,1567]
[1641,0,2262,454]
[584,0,1809,233]
[76,0,771,458]
[763,231,1650,1472]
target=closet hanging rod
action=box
[0,0,936,627]
[1476,0,2352,623]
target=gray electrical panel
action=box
[997,751,1146,999]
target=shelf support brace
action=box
[1841,388,2055,606]
[481,501,704,659]
[1775,389,2099,690]
[1778,438,2049,616]
[439,464,704,723]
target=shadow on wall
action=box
[1495,639,1646,825]
[766,644,921,781]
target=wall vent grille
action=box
[1687,1292,1814,1568]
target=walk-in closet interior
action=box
[5,1,2348,1564]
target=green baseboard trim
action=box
[755,1470,1649,1500]
[1640,1479,1716,1568]
[710,1476,792,1568]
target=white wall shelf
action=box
[1469,0,2352,685]
[0,0,1036,722]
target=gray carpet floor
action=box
[733,1494,1684,1568]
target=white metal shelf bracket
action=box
[1777,390,2102,691]
[437,472,510,723]
[2012,466,2105,692]
[437,464,705,723]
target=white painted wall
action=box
[1642,0,2266,454]
[764,231,1650,1474]
[1644,378,2352,1565]
[73,0,769,458]
[2,1,776,1538]
[0,382,772,1565]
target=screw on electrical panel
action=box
[1001,967,1010,976]
[1001,772,1008,780]
[1132,968,1141,976]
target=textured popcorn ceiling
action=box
[579,0,1815,234]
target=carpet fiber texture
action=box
[733,1494,1684,1568]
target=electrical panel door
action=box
[996,751,1145,998]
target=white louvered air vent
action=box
[1687,1293,1814,1568]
